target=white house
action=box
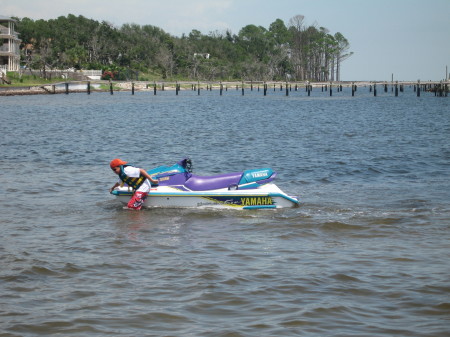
[194,53,210,59]
[0,15,21,75]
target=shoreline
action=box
[0,80,448,96]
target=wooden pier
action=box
[0,80,448,97]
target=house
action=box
[194,53,210,59]
[0,15,21,75]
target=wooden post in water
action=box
[374,83,377,97]
[391,73,394,93]
[65,82,69,94]
[329,82,332,96]
[220,82,223,96]
[110,81,113,95]
[285,82,289,96]
[263,82,267,96]
[308,84,311,96]
[175,81,179,95]
[198,81,200,95]
[153,82,157,95]
[352,82,355,96]
[242,81,245,96]
[417,80,421,97]
[87,81,91,95]
[132,82,135,95]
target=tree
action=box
[288,15,306,80]
[238,25,269,62]
[334,32,353,81]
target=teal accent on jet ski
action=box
[147,162,186,178]
[239,168,274,185]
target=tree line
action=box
[14,14,352,82]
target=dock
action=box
[0,80,448,97]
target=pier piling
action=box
[10,79,447,99]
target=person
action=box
[109,158,159,210]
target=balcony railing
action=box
[0,28,20,38]
[0,43,20,52]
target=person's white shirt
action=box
[120,166,151,193]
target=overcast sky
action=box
[2,0,449,81]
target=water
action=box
[1,87,449,336]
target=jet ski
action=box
[111,158,299,209]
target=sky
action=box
[2,0,449,81]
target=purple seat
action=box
[184,172,243,191]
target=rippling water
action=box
[1,87,449,336]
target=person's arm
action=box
[139,168,159,184]
[109,182,120,193]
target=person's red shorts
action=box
[127,191,148,210]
